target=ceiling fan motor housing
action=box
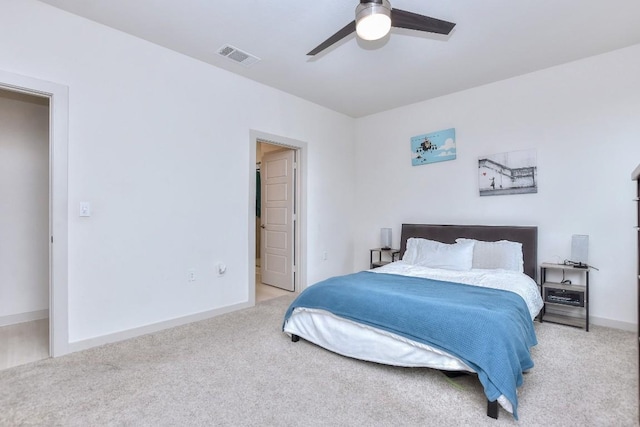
[355,0,392,41]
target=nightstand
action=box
[539,262,590,331]
[370,248,400,269]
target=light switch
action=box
[79,202,91,217]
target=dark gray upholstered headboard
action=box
[399,224,538,281]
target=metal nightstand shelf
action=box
[539,262,590,331]
[369,248,400,269]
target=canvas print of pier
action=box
[411,128,456,166]
[478,149,537,196]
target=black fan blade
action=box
[391,9,455,35]
[307,20,356,56]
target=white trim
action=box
[68,301,252,353]
[590,316,636,332]
[0,70,70,357]
[0,310,49,327]
[545,306,635,331]
[249,130,308,303]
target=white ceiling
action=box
[38,0,640,118]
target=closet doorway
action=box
[0,88,50,370]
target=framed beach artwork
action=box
[478,149,537,196]
[411,128,456,166]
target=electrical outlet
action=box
[187,269,196,282]
[322,251,328,261]
[217,263,227,276]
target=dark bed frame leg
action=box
[441,370,467,378]
[291,334,300,342]
[440,371,499,419]
[487,399,498,419]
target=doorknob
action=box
[260,225,266,229]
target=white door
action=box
[260,149,295,291]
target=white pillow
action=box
[403,238,440,265]
[455,238,524,273]
[403,238,474,271]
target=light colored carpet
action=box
[0,295,637,426]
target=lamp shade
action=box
[355,0,392,41]
[571,235,589,265]
[381,228,392,249]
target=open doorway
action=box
[0,88,50,370]
[250,130,306,305]
[255,141,296,302]
[0,69,69,360]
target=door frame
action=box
[0,70,69,357]
[249,130,306,305]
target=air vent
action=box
[217,45,260,67]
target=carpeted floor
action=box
[0,295,637,426]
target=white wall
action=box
[0,89,49,322]
[0,0,356,345]
[354,44,640,330]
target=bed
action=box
[282,224,543,420]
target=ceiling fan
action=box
[307,0,456,56]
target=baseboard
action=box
[68,301,253,354]
[0,309,49,327]
[590,316,636,332]
[544,306,636,332]
[62,302,637,354]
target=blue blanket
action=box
[283,271,537,419]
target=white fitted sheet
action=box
[285,306,473,370]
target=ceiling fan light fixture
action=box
[355,0,392,41]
